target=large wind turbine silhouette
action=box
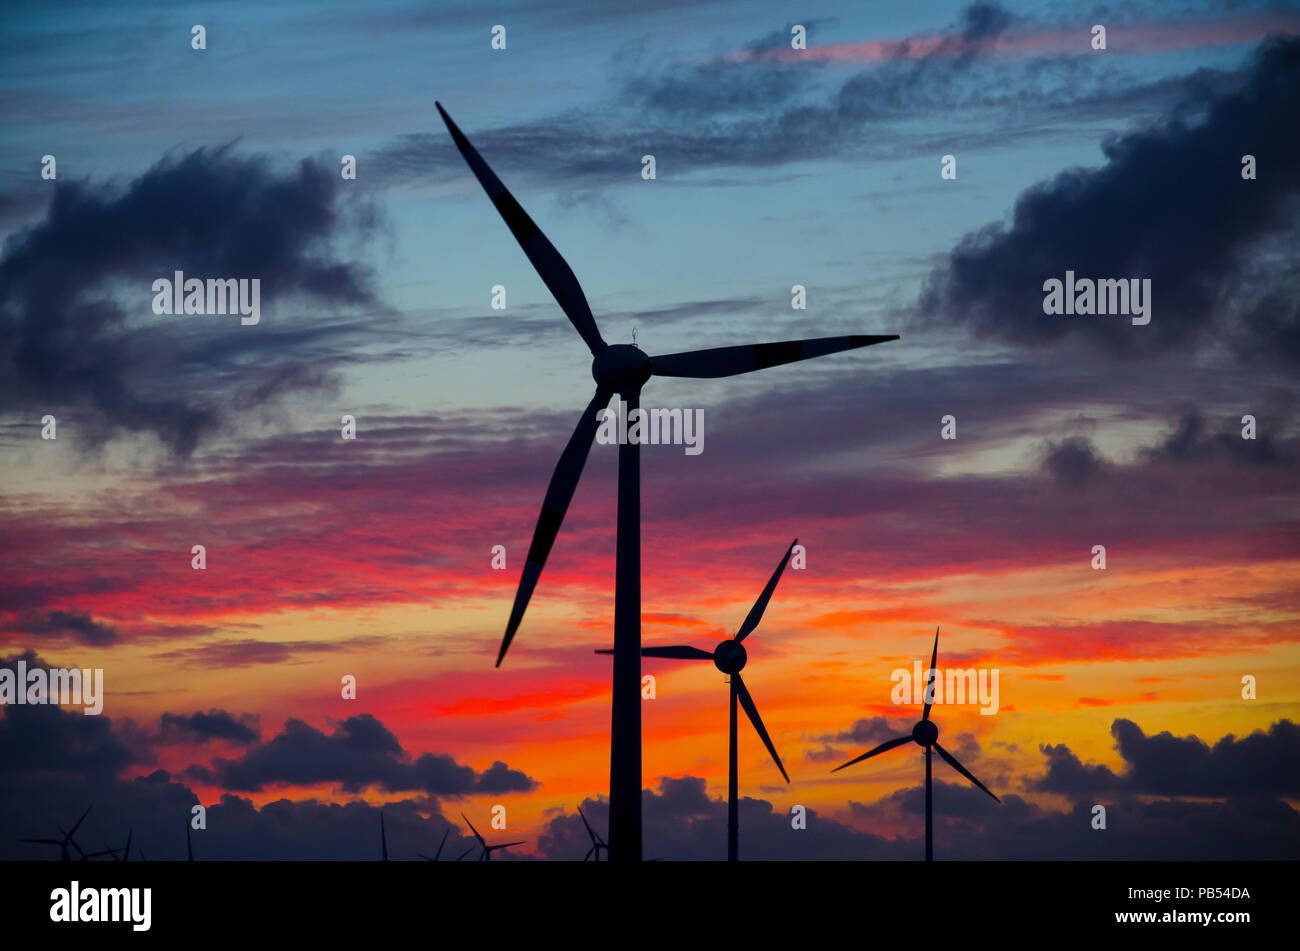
[461,813,524,862]
[599,538,796,860]
[18,805,93,861]
[436,102,898,862]
[831,628,999,860]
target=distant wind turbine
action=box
[109,828,133,862]
[577,806,608,861]
[435,102,898,862]
[461,813,524,862]
[18,805,92,861]
[418,829,451,862]
[831,627,1000,860]
[602,539,796,860]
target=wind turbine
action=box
[461,813,524,862]
[831,627,999,861]
[18,805,92,861]
[417,829,451,862]
[577,806,608,861]
[435,102,898,862]
[112,828,133,862]
[601,538,795,860]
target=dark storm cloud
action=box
[1142,408,1294,466]
[193,714,540,796]
[0,699,518,860]
[0,146,379,455]
[1034,719,1300,797]
[11,608,119,646]
[159,709,260,746]
[0,654,135,778]
[1040,436,1110,489]
[919,35,1300,368]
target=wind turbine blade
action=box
[435,103,607,356]
[455,846,474,861]
[577,806,598,844]
[18,838,62,845]
[584,846,595,861]
[434,828,449,861]
[491,841,526,850]
[830,734,912,773]
[461,813,486,847]
[642,645,715,659]
[733,673,789,782]
[499,386,612,666]
[68,805,92,838]
[380,813,388,861]
[123,828,132,863]
[920,631,941,722]
[933,742,1000,802]
[735,538,798,642]
[651,335,897,379]
[417,852,435,862]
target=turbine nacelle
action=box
[912,719,939,747]
[713,639,747,674]
[591,344,652,392]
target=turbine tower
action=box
[436,103,898,862]
[599,538,796,860]
[831,628,1000,860]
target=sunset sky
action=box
[1,0,1298,860]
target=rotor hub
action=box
[592,344,651,392]
[912,719,939,747]
[714,639,747,674]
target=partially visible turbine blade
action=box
[435,103,607,356]
[735,538,798,642]
[499,387,612,666]
[461,813,486,847]
[734,674,789,783]
[651,335,898,379]
[644,645,716,659]
[577,806,597,843]
[584,846,595,861]
[417,852,435,862]
[455,846,474,861]
[934,742,1000,803]
[922,627,939,722]
[18,838,62,845]
[68,805,92,838]
[594,645,713,659]
[830,735,912,773]
[491,841,526,850]
[434,828,449,861]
